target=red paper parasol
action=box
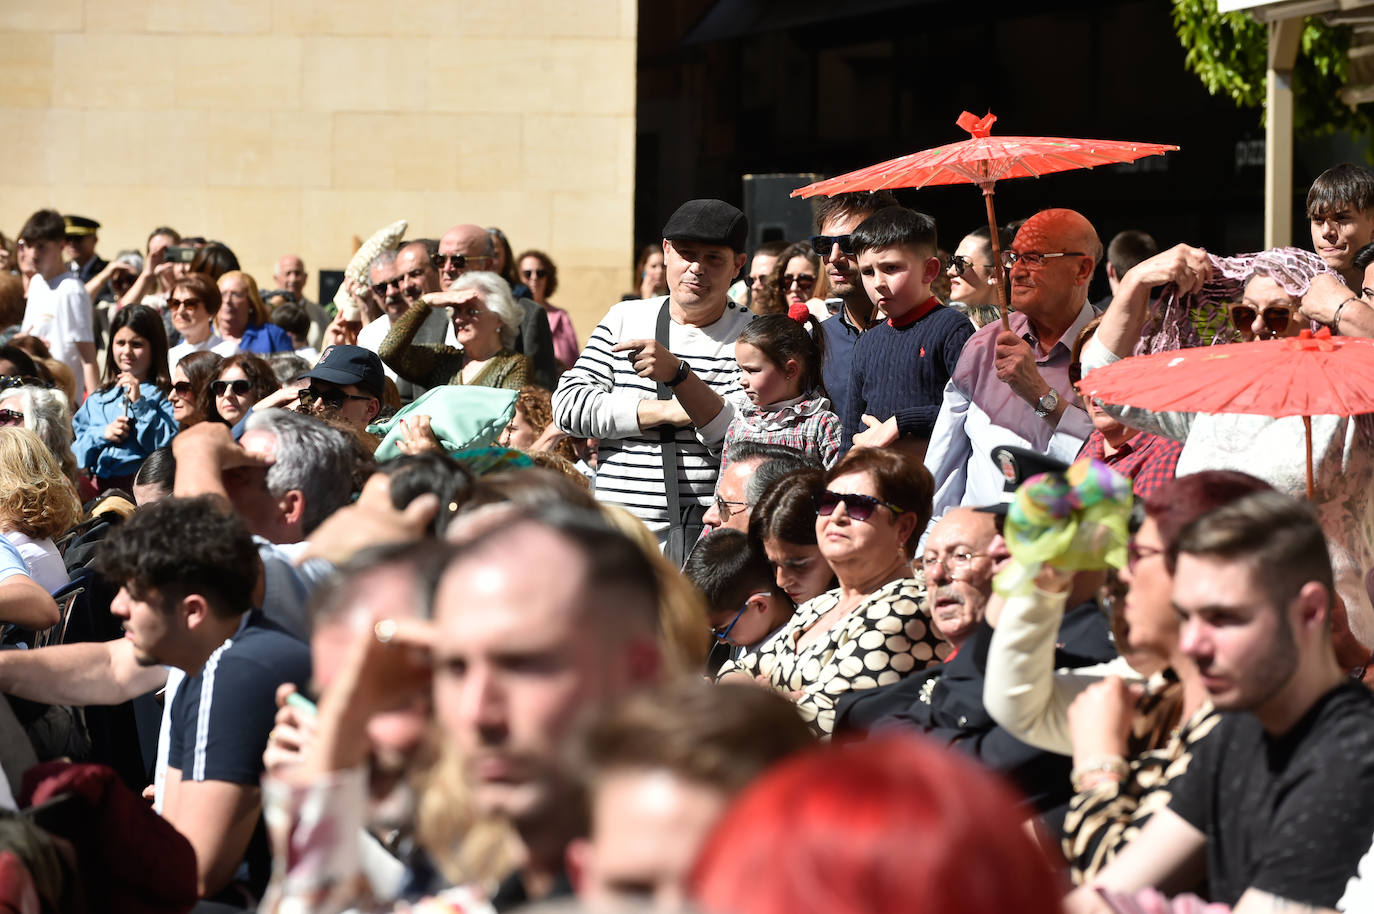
[791,112,1179,328]
[1081,328,1374,498]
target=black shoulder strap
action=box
[655,298,680,527]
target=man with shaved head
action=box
[273,254,331,349]
[437,223,557,388]
[924,208,1102,534]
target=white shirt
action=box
[23,272,94,399]
[3,532,69,595]
[168,332,223,371]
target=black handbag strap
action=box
[654,298,681,529]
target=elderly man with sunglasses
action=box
[924,209,1102,543]
[355,242,453,404]
[435,223,557,390]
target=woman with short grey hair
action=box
[0,384,78,485]
[377,271,531,390]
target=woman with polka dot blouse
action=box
[718,447,947,735]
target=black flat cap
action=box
[662,199,748,252]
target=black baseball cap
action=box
[662,199,749,252]
[302,345,385,398]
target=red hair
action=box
[691,734,1064,914]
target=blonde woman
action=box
[0,427,82,593]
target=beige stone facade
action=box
[1,0,638,347]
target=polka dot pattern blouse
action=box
[718,577,949,736]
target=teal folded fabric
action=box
[369,385,518,462]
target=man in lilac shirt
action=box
[924,209,1100,533]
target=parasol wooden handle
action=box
[982,187,1010,330]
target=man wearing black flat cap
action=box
[554,199,755,556]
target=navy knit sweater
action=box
[840,297,974,452]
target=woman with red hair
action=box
[691,733,1065,914]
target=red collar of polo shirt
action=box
[887,296,940,328]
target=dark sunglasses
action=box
[1228,303,1291,337]
[0,409,23,427]
[431,253,490,272]
[298,386,373,409]
[947,254,992,275]
[783,273,816,290]
[0,376,53,391]
[168,297,203,312]
[171,381,193,397]
[521,268,548,279]
[809,234,854,257]
[211,378,252,397]
[816,490,906,522]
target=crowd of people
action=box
[0,160,1373,914]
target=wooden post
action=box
[1265,16,1302,248]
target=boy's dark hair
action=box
[94,495,258,619]
[268,300,311,340]
[684,529,780,614]
[1106,229,1158,276]
[1353,241,1374,272]
[18,210,65,245]
[1306,163,1374,220]
[1167,489,1333,615]
[813,191,900,234]
[850,206,938,259]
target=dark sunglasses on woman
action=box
[211,379,253,397]
[815,490,906,522]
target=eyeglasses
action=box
[211,378,252,397]
[921,550,988,575]
[714,495,749,523]
[750,273,770,287]
[948,254,992,275]
[810,234,854,257]
[712,593,769,642]
[816,490,906,522]
[0,409,23,427]
[168,297,203,312]
[432,253,490,272]
[171,381,193,397]
[298,386,374,409]
[369,268,425,298]
[521,268,548,280]
[1126,541,1165,572]
[1000,250,1087,269]
[784,273,816,291]
[0,376,53,391]
[1228,303,1291,337]
[451,305,488,320]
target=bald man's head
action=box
[1007,208,1100,319]
[437,224,497,291]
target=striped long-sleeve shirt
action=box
[553,295,755,541]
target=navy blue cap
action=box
[302,345,384,398]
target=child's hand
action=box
[852,414,898,448]
[117,371,141,404]
[104,415,132,443]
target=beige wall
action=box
[1,0,637,346]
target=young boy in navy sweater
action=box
[842,206,974,455]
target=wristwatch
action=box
[1034,388,1060,418]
